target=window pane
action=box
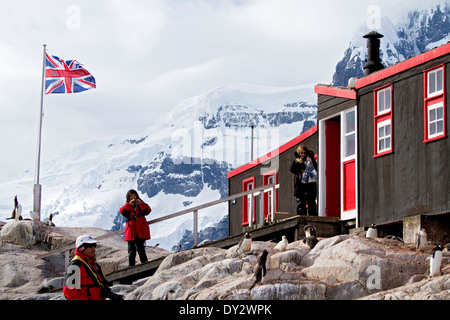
[379,140,384,151]
[437,69,443,91]
[378,91,385,113]
[379,127,385,138]
[346,110,355,133]
[385,124,391,136]
[346,134,355,157]
[430,123,436,135]
[429,73,436,94]
[385,89,391,110]
[437,120,444,133]
[386,137,391,149]
[429,109,436,121]
[437,106,443,119]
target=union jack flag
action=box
[45,53,96,94]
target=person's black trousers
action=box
[127,237,148,266]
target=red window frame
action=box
[242,177,255,226]
[263,170,277,219]
[423,64,447,143]
[373,84,394,157]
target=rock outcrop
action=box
[1,220,449,300]
[0,220,167,300]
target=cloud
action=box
[0,0,446,182]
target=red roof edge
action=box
[227,125,318,179]
[314,85,356,99]
[355,43,450,89]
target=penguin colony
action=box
[364,224,448,278]
[244,223,448,289]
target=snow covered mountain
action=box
[332,2,449,86]
[0,84,317,250]
[1,3,447,251]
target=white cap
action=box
[76,234,98,249]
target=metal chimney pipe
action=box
[363,31,384,76]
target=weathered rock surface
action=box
[1,220,449,300]
[0,220,167,300]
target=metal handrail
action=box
[35,183,279,260]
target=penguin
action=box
[163,289,176,300]
[249,250,268,290]
[429,244,445,277]
[47,213,55,226]
[303,236,318,249]
[366,224,378,238]
[29,211,40,221]
[415,228,428,251]
[237,232,252,254]
[7,196,23,221]
[384,235,403,242]
[304,225,316,238]
[274,235,288,252]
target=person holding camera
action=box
[289,145,318,216]
[63,234,124,300]
[120,189,152,266]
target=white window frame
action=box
[427,66,444,98]
[377,119,391,154]
[427,101,445,139]
[377,86,391,115]
[343,109,356,161]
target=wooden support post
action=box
[248,193,253,228]
[65,250,70,270]
[193,210,198,247]
[258,191,264,228]
[270,186,275,223]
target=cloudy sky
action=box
[0,0,444,183]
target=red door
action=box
[325,119,340,217]
[342,109,357,217]
[343,160,356,211]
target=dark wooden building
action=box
[227,126,317,236]
[228,38,449,242]
[315,42,449,242]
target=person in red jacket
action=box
[63,234,123,300]
[120,189,151,266]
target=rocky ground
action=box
[0,220,449,300]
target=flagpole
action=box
[33,44,47,220]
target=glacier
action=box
[0,83,317,250]
[1,2,447,250]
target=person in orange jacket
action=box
[120,189,151,266]
[63,234,123,300]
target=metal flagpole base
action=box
[33,184,42,220]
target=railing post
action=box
[259,192,264,227]
[193,210,198,247]
[248,193,253,228]
[270,186,275,222]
